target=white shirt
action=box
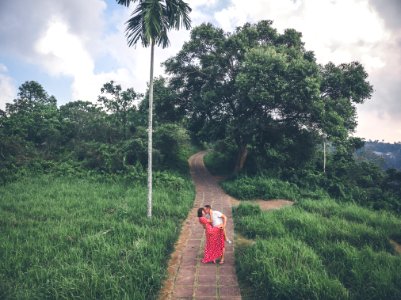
[210,210,223,227]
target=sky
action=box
[0,0,400,142]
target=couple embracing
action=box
[197,205,232,264]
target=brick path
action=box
[158,151,242,300]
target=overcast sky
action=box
[0,0,400,142]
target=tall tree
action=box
[4,81,59,150]
[164,21,372,173]
[116,0,191,217]
[165,22,321,172]
[139,76,186,124]
[98,80,141,139]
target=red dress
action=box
[199,216,225,263]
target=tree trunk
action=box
[234,144,248,174]
[147,41,155,218]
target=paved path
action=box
[159,151,242,300]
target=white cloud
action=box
[0,64,16,110]
[34,16,140,102]
[211,0,389,70]
[35,19,94,77]
[1,0,400,142]
[356,110,401,143]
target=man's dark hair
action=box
[197,207,204,217]
[204,205,211,209]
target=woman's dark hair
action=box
[197,207,204,217]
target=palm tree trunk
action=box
[323,139,326,173]
[147,40,155,218]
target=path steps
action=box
[158,151,242,300]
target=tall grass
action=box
[0,174,194,299]
[234,200,401,299]
[237,238,348,299]
[222,176,300,200]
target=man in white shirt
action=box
[204,204,232,244]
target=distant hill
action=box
[356,141,401,170]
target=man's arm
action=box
[219,214,227,228]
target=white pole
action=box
[323,139,326,173]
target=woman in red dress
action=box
[197,208,225,264]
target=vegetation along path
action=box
[158,151,241,300]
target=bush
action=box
[222,176,300,200]
[204,150,235,176]
[154,124,192,173]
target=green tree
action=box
[59,100,108,144]
[165,21,323,172]
[0,81,60,182]
[98,80,141,139]
[116,0,191,217]
[139,76,186,124]
[4,81,60,153]
[154,123,190,171]
[165,21,373,174]
[320,61,372,141]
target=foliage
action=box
[222,175,300,201]
[0,80,195,184]
[0,174,194,299]
[97,80,142,139]
[116,0,193,217]
[203,141,238,175]
[234,200,401,299]
[117,0,192,48]
[209,142,401,214]
[154,123,192,173]
[356,141,401,170]
[164,20,372,172]
[139,77,187,124]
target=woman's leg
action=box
[219,247,225,264]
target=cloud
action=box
[0,0,133,104]
[0,0,106,59]
[0,0,400,141]
[0,0,195,104]
[356,110,401,143]
[0,64,16,110]
[369,0,401,30]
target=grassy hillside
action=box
[234,200,401,299]
[0,174,194,299]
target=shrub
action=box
[222,176,300,200]
[204,150,235,176]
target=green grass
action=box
[221,175,301,201]
[0,174,195,299]
[234,200,401,300]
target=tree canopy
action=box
[164,21,373,172]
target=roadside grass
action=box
[0,174,194,300]
[233,200,401,300]
[221,175,301,201]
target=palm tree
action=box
[116,0,191,217]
